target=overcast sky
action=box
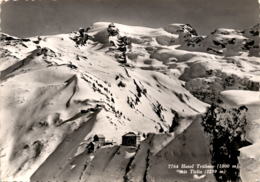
[0,0,259,37]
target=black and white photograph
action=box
[0,0,259,181]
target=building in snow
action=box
[93,134,105,146]
[122,132,140,147]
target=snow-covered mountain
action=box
[0,22,259,182]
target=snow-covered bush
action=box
[202,104,249,182]
[107,23,119,36]
[117,36,131,63]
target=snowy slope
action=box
[0,22,259,182]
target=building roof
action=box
[123,132,136,137]
[94,134,105,138]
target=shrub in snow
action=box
[71,27,91,46]
[107,23,119,36]
[202,104,250,182]
[117,36,131,63]
[33,140,44,159]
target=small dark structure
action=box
[122,132,140,147]
[104,140,115,146]
[93,134,105,146]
